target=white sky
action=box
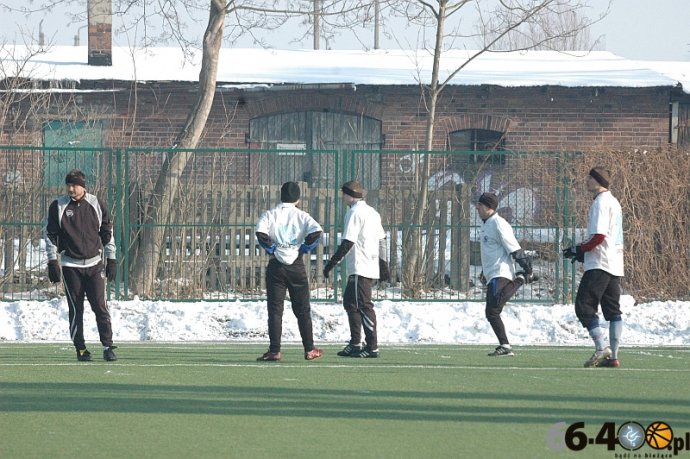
[0,0,688,62]
[588,0,690,62]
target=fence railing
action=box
[1,145,116,300]
[1,146,577,303]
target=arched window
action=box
[448,129,505,164]
[248,111,382,189]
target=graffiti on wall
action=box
[396,153,540,226]
[426,168,539,226]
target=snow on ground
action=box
[1,295,689,346]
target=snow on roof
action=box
[635,60,690,94]
[2,45,687,92]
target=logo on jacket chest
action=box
[65,210,74,217]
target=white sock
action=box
[609,320,623,359]
[587,320,607,350]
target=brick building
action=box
[2,40,690,300]
[2,45,689,188]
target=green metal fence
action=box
[0,145,117,301]
[346,150,577,303]
[122,148,340,301]
[1,146,577,303]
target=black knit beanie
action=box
[478,192,499,211]
[65,169,86,188]
[281,182,301,203]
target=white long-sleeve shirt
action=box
[479,213,521,282]
[256,203,322,265]
[341,200,386,278]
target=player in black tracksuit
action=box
[45,169,118,362]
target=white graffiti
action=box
[427,169,463,190]
[477,171,538,226]
[3,170,22,184]
[398,154,421,174]
[426,168,539,226]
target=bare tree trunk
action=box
[402,0,445,296]
[400,0,605,296]
[132,0,225,297]
[314,0,320,50]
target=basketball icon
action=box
[646,422,673,449]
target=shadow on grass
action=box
[2,382,689,427]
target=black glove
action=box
[562,246,584,263]
[379,259,390,282]
[48,260,61,283]
[479,271,487,286]
[517,271,536,284]
[562,247,576,259]
[106,259,117,282]
[323,260,336,279]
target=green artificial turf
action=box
[1,343,688,458]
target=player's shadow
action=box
[2,382,688,426]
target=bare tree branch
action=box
[388,0,611,295]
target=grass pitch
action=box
[1,343,689,458]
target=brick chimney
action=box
[87,0,112,66]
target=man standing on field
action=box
[45,169,118,362]
[323,180,389,359]
[255,181,324,362]
[476,192,534,357]
[563,167,624,368]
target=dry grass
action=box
[563,146,690,300]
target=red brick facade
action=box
[87,0,112,66]
[1,83,671,150]
[96,84,672,151]
[0,83,675,185]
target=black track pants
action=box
[485,277,522,346]
[62,263,113,350]
[265,257,315,353]
[575,269,622,327]
[343,275,378,350]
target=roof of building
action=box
[2,45,689,93]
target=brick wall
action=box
[0,83,673,184]
[51,84,671,152]
[87,0,112,66]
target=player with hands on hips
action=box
[255,182,324,362]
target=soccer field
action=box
[1,343,689,459]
